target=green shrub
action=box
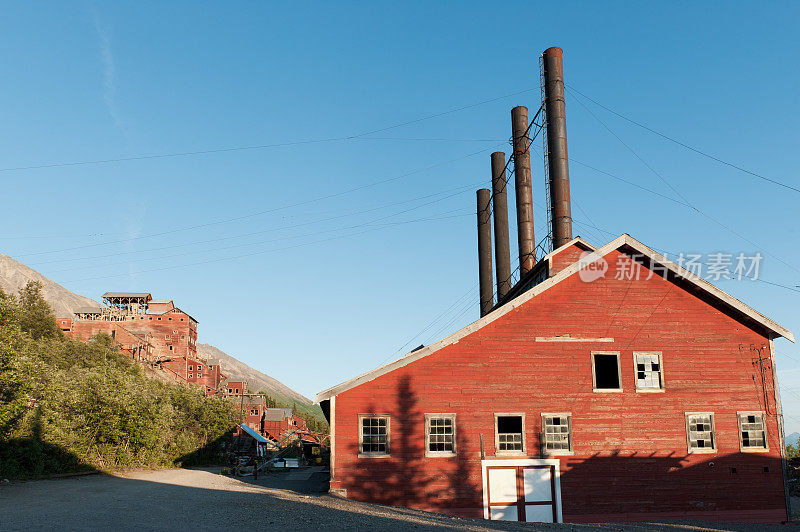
[0,282,239,478]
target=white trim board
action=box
[315,233,794,403]
[480,458,562,523]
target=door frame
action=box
[481,458,562,522]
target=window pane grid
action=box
[360,417,388,454]
[687,414,715,450]
[739,413,767,449]
[498,433,523,451]
[543,415,572,452]
[426,416,455,453]
[636,353,662,389]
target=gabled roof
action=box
[239,423,269,443]
[74,306,103,314]
[264,408,293,421]
[315,234,793,403]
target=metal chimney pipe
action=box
[511,106,535,274]
[542,46,573,248]
[476,188,494,317]
[490,152,512,301]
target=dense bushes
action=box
[0,282,239,479]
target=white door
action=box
[485,465,557,522]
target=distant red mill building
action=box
[224,383,309,442]
[64,292,224,395]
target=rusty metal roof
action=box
[74,306,103,314]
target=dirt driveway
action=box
[0,468,791,531]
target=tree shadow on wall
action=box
[342,375,482,517]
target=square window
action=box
[188,373,193,379]
[634,352,664,391]
[738,412,768,451]
[425,414,456,456]
[495,414,524,454]
[686,413,716,453]
[592,352,622,391]
[188,365,193,371]
[359,416,390,456]
[542,413,572,454]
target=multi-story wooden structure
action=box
[65,292,224,394]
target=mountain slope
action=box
[0,253,101,317]
[197,343,315,409]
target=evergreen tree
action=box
[16,281,61,340]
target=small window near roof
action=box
[592,351,622,391]
[686,413,715,453]
[738,412,768,451]
[495,414,524,454]
[425,414,455,456]
[635,352,663,391]
[359,415,390,456]
[542,413,572,454]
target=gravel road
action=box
[0,468,791,531]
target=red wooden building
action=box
[316,235,793,523]
[65,292,224,394]
[315,48,794,524]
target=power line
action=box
[568,87,800,276]
[28,183,482,267]
[564,83,800,195]
[17,144,504,258]
[47,196,472,275]
[61,209,470,284]
[0,88,536,175]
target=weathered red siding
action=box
[330,249,786,523]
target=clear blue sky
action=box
[2,3,799,429]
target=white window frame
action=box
[494,413,526,456]
[358,414,391,458]
[425,413,456,457]
[591,351,622,392]
[633,351,665,392]
[737,411,769,452]
[541,413,573,456]
[685,412,716,453]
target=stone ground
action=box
[0,467,795,531]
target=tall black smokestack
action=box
[511,106,535,274]
[490,152,512,301]
[476,188,494,317]
[542,46,573,248]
